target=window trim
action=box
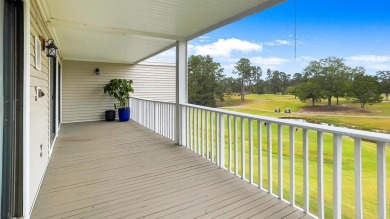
[34,36,41,70]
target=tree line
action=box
[188,55,390,108]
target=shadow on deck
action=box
[31,121,312,219]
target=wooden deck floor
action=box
[31,121,313,219]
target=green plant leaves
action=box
[104,79,134,109]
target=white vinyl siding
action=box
[62,60,175,123]
[29,0,62,212]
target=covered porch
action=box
[22,0,389,218]
[30,121,307,219]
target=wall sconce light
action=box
[45,39,58,58]
[95,68,100,75]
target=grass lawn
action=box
[188,94,390,218]
[219,94,390,132]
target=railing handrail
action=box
[130,96,390,143]
[181,103,390,144]
[130,96,174,105]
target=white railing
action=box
[130,97,390,219]
[130,97,176,141]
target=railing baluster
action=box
[267,122,272,193]
[144,100,146,126]
[163,104,166,136]
[149,101,152,129]
[318,131,324,219]
[234,116,238,175]
[228,115,232,172]
[154,103,160,134]
[196,108,199,154]
[249,119,253,184]
[167,104,170,138]
[333,134,342,219]
[164,104,171,138]
[201,110,204,157]
[160,103,163,135]
[192,108,195,151]
[150,101,154,131]
[186,107,189,148]
[172,104,174,141]
[149,102,154,130]
[206,111,209,159]
[160,103,163,136]
[170,104,172,139]
[152,102,155,132]
[166,104,169,137]
[241,117,245,179]
[216,113,220,165]
[211,112,214,162]
[354,138,362,219]
[219,113,225,168]
[156,103,161,134]
[183,106,187,146]
[188,107,192,150]
[258,121,262,189]
[377,141,387,219]
[303,128,309,213]
[139,100,142,124]
[145,101,148,128]
[169,104,171,138]
[278,124,283,199]
[289,126,295,205]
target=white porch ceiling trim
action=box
[36,0,285,64]
[47,18,185,41]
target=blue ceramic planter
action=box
[118,108,130,122]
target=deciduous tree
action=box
[350,74,382,108]
[296,81,323,106]
[303,57,351,109]
[376,71,390,100]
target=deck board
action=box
[31,121,313,219]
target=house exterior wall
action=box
[28,0,62,213]
[62,60,176,123]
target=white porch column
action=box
[175,41,188,145]
[23,0,31,217]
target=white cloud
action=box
[345,55,390,74]
[262,39,293,46]
[296,56,316,62]
[347,55,390,63]
[251,57,291,66]
[275,40,292,45]
[358,63,390,71]
[191,38,262,57]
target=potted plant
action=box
[104,79,134,122]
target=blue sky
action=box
[150,0,390,77]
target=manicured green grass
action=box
[219,94,390,132]
[188,95,390,218]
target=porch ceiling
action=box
[38,0,284,64]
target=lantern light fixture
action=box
[95,68,100,75]
[45,39,58,58]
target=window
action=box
[35,36,41,70]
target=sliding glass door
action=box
[2,0,24,218]
[0,0,4,214]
